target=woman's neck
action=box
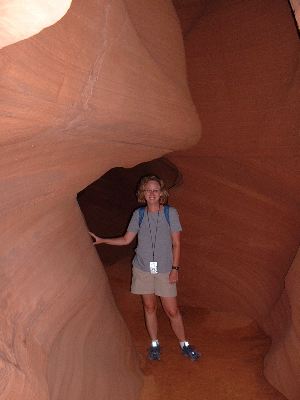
[147,203,161,212]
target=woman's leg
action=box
[160,296,186,341]
[142,294,158,340]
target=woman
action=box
[90,175,200,361]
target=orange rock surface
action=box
[1,0,300,400]
[169,1,300,399]
[0,1,199,399]
[80,1,300,399]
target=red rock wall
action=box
[169,0,300,399]
[0,1,200,399]
[1,0,300,399]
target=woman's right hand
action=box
[89,231,104,245]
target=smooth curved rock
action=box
[169,0,300,399]
[1,0,300,399]
[264,247,300,400]
[0,1,200,399]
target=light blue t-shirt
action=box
[127,206,182,273]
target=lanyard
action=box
[146,209,160,261]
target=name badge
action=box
[150,261,158,274]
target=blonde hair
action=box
[137,175,169,205]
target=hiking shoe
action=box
[148,344,161,361]
[181,344,200,361]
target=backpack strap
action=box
[138,207,146,227]
[163,204,170,226]
[138,205,170,227]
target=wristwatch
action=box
[172,266,180,271]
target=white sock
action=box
[151,339,159,347]
[180,340,189,349]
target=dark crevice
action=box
[77,157,182,266]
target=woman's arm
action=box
[171,231,181,266]
[89,231,137,246]
[169,231,181,283]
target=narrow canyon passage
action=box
[77,157,290,400]
[1,0,300,399]
[78,0,300,397]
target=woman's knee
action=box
[165,306,180,319]
[142,296,157,314]
[144,303,157,314]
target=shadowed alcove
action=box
[77,158,182,266]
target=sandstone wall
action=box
[1,0,300,399]
[170,1,300,399]
[0,1,200,399]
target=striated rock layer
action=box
[0,1,200,399]
[169,0,300,399]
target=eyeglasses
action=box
[144,189,160,194]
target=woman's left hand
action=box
[169,270,178,284]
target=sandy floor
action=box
[106,259,286,400]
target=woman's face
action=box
[143,180,161,205]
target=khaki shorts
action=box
[131,266,177,297]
